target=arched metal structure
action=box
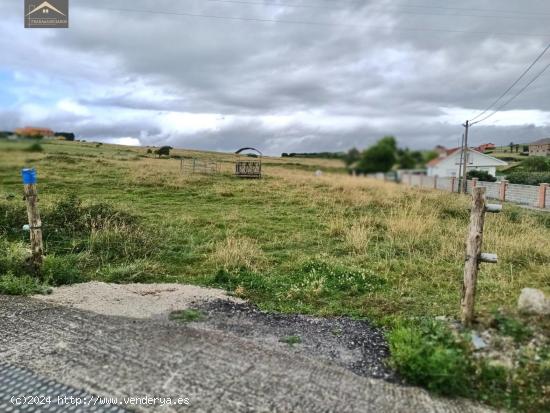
[235,147,262,179]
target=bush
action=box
[506,172,550,186]
[521,156,550,172]
[0,272,46,295]
[0,201,27,238]
[43,194,138,237]
[389,319,550,412]
[155,146,173,157]
[389,319,473,396]
[25,143,43,152]
[0,238,30,276]
[467,170,496,182]
[42,255,85,286]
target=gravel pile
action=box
[192,300,396,381]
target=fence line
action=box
[180,157,221,175]
[367,173,550,210]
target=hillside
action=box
[0,138,549,411]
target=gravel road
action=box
[0,295,492,413]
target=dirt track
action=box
[0,293,492,413]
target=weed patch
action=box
[0,272,48,295]
[169,309,205,322]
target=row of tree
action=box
[344,136,438,174]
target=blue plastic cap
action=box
[21,168,37,184]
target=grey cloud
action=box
[2,0,550,153]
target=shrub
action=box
[0,201,27,238]
[0,239,30,276]
[389,319,473,396]
[491,312,533,343]
[506,172,550,186]
[467,170,496,182]
[521,156,550,172]
[155,146,173,157]
[0,272,46,295]
[42,255,85,286]
[25,143,43,152]
[43,194,138,237]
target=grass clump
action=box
[0,272,47,295]
[24,143,43,152]
[491,312,533,343]
[169,309,205,322]
[279,335,302,346]
[42,255,85,286]
[389,319,472,395]
[389,319,550,412]
[210,236,265,271]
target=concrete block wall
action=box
[436,177,452,191]
[398,174,550,210]
[505,183,540,207]
[410,175,422,187]
[476,181,500,200]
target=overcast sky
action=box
[2,0,550,154]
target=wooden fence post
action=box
[451,177,456,193]
[433,175,438,189]
[461,187,500,326]
[538,183,548,209]
[471,178,478,188]
[21,169,44,277]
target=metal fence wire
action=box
[180,158,220,175]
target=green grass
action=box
[279,335,302,346]
[389,319,549,413]
[169,309,205,322]
[0,138,548,411]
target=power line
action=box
[469,42,550,123]
[204,0,550,22]
[470,59,550,125]
[97,6,550,38]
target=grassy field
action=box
[1,138,549,411]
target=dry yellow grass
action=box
[209,236,266,271]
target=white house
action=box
[427,148,507,178]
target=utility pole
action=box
[461,120,470,194]
[457,133,465,194]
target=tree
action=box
[467,170,496,182]
[397,148,416,169]
[344,147,361,166]
[423,150,439,163]
[155,146,173,157]
[55,132,75,141]
[356,136,397,173]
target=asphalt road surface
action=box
[0,296,491,413]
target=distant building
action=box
[434,145,448,157]
[473,143,496,153]
[15,127,55,138]
[427,148,507,178]
[528,138,550,157]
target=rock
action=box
[471,332,487,350]
[518,288,550,315]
